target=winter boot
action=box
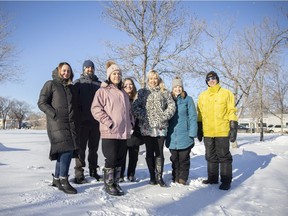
[74,175,87,184]
[58,177,77,194]
[103,168,118,196]
[219,163,232,190]
[155,157,166,187]
[202,162,219,184]
[51,174,60,187]
[114,167,125,196]
[90,167,102,181]
[146,157,156,185]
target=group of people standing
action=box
[38,60,238,196]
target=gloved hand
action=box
[229,121,238,142]
[197,122,203,142]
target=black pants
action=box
[143,136,165,159]
[102,139,127,168]
[120,134,143,178]
[74,124,100,178]
[170,146,192,182]
[204,137,233,183]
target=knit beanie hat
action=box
[205,71,219,85]
[172,76,183,89]
[83,60,94,71]
[106,60,121,80]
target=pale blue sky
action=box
[0,1,286,112]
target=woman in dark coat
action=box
[38,62,79,194]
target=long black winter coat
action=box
[73,73,101,126]
[38,68,79,160]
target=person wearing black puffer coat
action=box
[38,62,79,194]
[73,60,102,184]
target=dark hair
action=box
[57,62,74,83]
[106,79,122,90]
[122,77,137,100]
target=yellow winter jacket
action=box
[197,83,237,137]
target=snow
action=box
[0,130,287,216]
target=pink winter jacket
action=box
[91,84,134,139]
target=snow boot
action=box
[58,177,77,194]
[219,163,232,190]
[155,157,166,187]
[90,167,102,181]
[202,162,219,184]
[146,157,157,185]
[103,168,118,196]
[114,167,125,196]
[51,174,60,187]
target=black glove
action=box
[229,121,238,142]
[197,122,203,142]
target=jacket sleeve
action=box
[197,94,203,122]
[162,91,176,121]
[188,96,198,138]
[90,89,113,128]
[37,81,56,119]
[132,89,147,121]
[227,91,238,121]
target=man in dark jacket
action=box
[73,60,102,184]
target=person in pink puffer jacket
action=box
[91,60,133,196]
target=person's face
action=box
[173,85,183,96]
[148,74,159,88]
[84,66,94,75]
[123,80,134,94]
[110,71,122,85]
[207,76,217,87]
[60,64,71,79]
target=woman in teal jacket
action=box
[166,77,198,185]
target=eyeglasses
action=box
[206,76,217,82]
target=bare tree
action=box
[0,10,21,84]
[9,99,31,129]
[0,96,12,129]
[264,64,288,134]
[96,0,205,87]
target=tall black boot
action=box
[146,157,156,185]
[58,176,77,194]
[219,163,232,190]
[155,157,166,187]
[103,168,118,196]
[114,167,125,196]
[202,162,219,184]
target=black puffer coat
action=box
[38,68,79,160]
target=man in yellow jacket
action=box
[197,71,238,190]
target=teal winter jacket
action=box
[166,92,198,150]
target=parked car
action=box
[266,124,288,133]
[238,125,255,133]
[21,122,32,129]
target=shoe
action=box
[74,176,87,184]
[202,179,218,184]
[59,177,77,194]
[219,183,231,190]
[119,177,124,183]
[51,174,60,187]
[90,168,102,181]
[178,179,187,185]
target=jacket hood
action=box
[52,67,74,84]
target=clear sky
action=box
[0,1,287,112]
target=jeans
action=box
[54,151,73,178]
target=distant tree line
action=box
[0,96,45,129]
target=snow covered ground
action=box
[0,129,287,216]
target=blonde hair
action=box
[147,69,166,92]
